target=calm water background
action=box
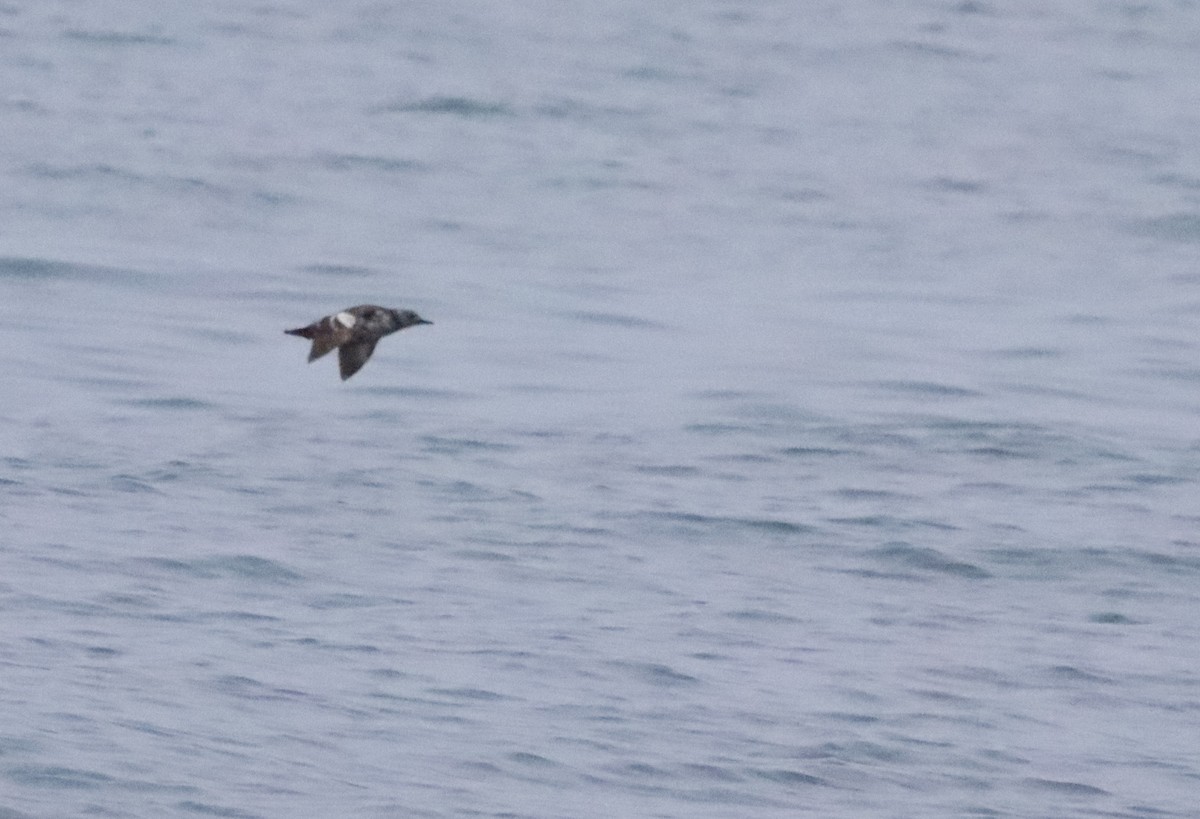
[1,2,1199,817]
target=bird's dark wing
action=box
[309,324,353,362]
[289,316,354,362]
[338,339,379,380]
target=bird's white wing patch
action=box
[334,311,357,328]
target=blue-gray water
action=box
[3,2,1199,817]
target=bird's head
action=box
[387,308,433,331]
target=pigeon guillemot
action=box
[286,305,432,380]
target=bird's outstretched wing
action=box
[308,323,353,361]
[339,339,378,380]
[286,316,354,362]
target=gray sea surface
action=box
[2,1,1200,817]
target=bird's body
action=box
[285,305,431,380]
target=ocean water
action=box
[2,1,1199,816]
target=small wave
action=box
[136,555,303,583]
[1023,778,1109,797]
[9,764,113,788]
[316,153,424,174]
[63,29,176,46]
[869,543,991,579]
[0,256,152,286]
[567,310,666,329]
[640,510,814,536]
[122,397,216,411]
[872,380,980,399]
[611,661,699,687]
[1129,212,1200,243]
[380,96,512,117]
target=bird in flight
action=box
[286,305,432,380]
